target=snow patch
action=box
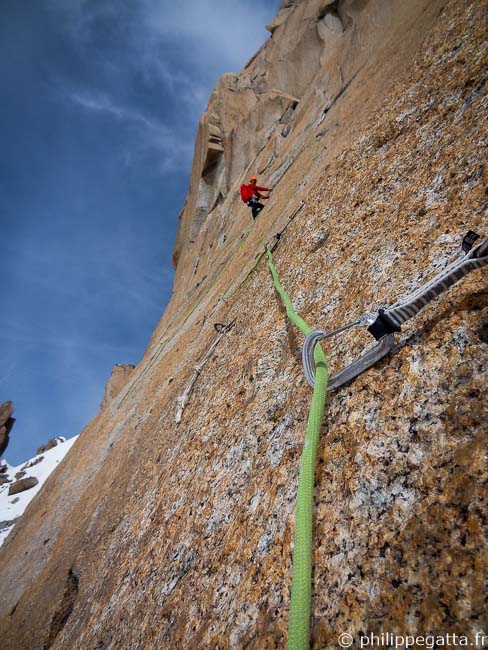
[0,437,78,546]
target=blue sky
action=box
[0,0,280,464]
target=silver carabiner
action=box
[302,322,394,391]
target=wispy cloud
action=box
[68,90,194,172]
[53,1,278,174]
[53,0,277,111]
[70,91,157,126]
[51,0,275,76]
[0,330,140,355]
[139,0,274,72]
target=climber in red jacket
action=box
[240,176,273,220]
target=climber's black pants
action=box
[247,198,264,220]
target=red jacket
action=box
[249,182,269,199]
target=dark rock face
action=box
[36,438,65,455]
[42,569,79,650]
[0,402,13,425]
[7,477,39,496]
[479,317,488,343]
[0,402,15,458]
[23,456,44,469]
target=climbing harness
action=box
[267,249,328,650]
[303,231,488,390]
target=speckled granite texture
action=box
[0,1,486,648]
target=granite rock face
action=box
[100,364,136,410]
[0,402,15,458]
[0,1,487,648]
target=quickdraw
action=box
[267,201,305,253]
[303,231,488,390]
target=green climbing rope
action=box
[266,249,329,650]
